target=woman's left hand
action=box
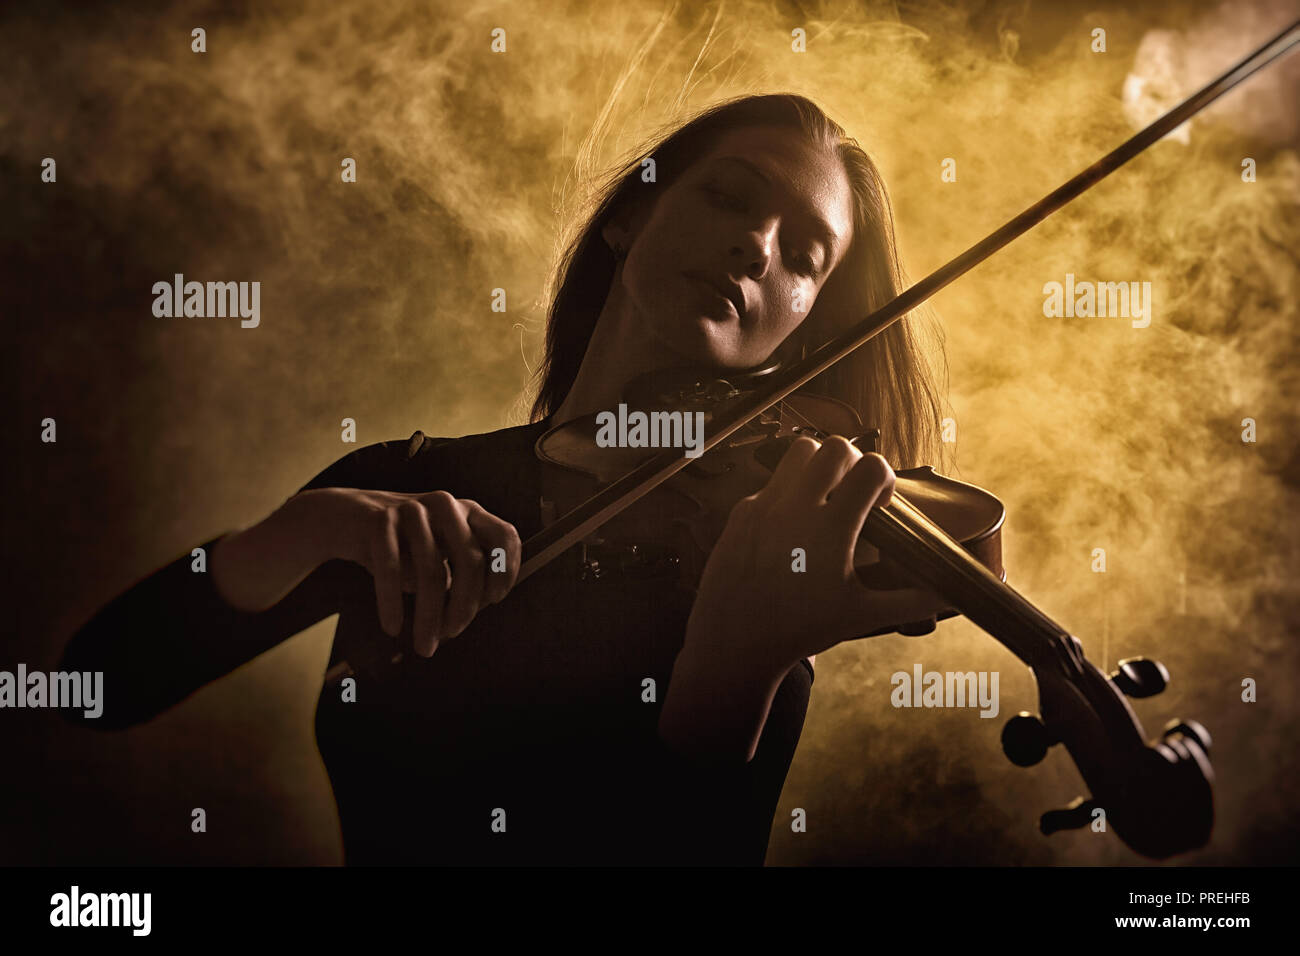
[682,435,954,681]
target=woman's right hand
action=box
[297,488,522,656]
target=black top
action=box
[59,420,814,865]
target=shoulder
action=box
[296,421,549,496]
[295,430,451,494]
[800,657,815,683]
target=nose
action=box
[729,220,778,281]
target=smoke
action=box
[3,0,1296,864]
[1124,0,1300,146]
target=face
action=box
[611,125,856,370]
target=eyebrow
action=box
[712,155,843,261]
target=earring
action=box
[610,241,628,261]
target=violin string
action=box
[777,398,819,433]
[771,395,1074,660]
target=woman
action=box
[61,93,953,865]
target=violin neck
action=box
[871,493,1083,677]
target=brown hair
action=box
[530,93,950,470]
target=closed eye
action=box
[702,185,821,278]
[703,184,746,213]
[790,251,818,277]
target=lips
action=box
[682,270,745,319]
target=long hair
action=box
[529,93,950,470]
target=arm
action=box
[210,490,336,613]
[650,647,815,864]
[657,438,947,762]
[56,437,425,729]
[57,534,356,729]
[657,638,794,764]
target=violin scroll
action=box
[1028,652,1214,858]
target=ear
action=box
[600,192,651,256]
[601,215,631,253]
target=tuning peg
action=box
[1001,711,1056,767]
[1040,796,1099,835]
[1163,718,1212,755]
[1110,657,1169,698]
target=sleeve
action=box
[643,658,814,865]
[55,434,435,729]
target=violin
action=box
[321,20,1299,859]
[534,363,1005,612]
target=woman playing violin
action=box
[62,93,955,865]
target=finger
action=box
[792,434,861,504]
[757,435,821,501]
[425,492,485,638]
[826,452,895,544]
[465,503,521,604]
[398,500,446,657]
[849,585,954,637]
[369,512,405,637]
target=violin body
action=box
[536,366,1004,605]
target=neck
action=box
[552,266,682,424]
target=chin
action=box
[656,310,747,370]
